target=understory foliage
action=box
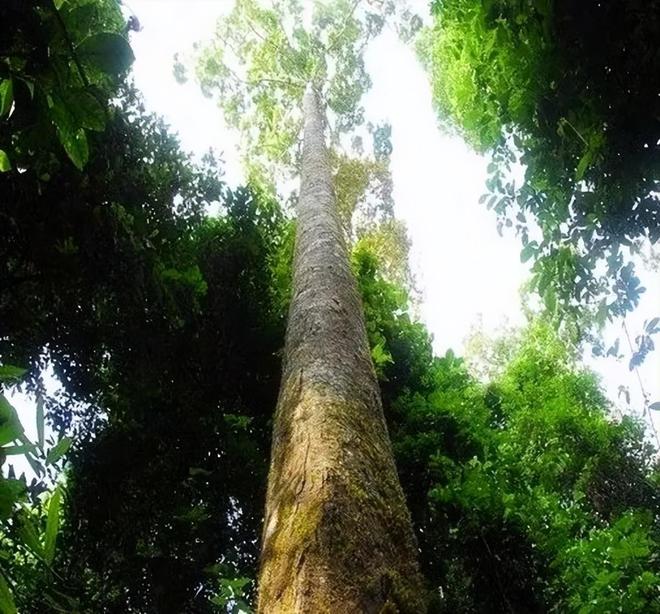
[355,249,660,613]
[0,1,658,613]
[4,111,658,609]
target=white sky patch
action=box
[5,366,60,478]
[127,0,243,185]
[362,30,530,353]
[125,0,659,437]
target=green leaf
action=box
[544,287,557,313]
[0,396,24,447]
[0,151,10,173]
[67,89,106,131]
[0,479,26,519]
[0,80,13,117]
[575,148,593,181]
[17,513,43,558]
[0,366,25,383]
[0,572,16,614]
[77,33,135,76]
[59,128,88,171]
[48,95,89,170]
[36,398,45,449]
[371,341,393,368]
[46,437,72,465]
[44,487,62,563]
[520,241,538,263]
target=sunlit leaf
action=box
[0,151,10,173]
[0,572,16,614]
[0,80,13,117]
[0,396,24,447]
[46,437,72,465]
[44,487,62,563]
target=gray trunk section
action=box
[257,86,426,613]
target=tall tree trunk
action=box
[257,85,426,613]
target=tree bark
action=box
[257,85,426,613]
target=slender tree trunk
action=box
[257,85,426,613]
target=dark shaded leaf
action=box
[78,33,135,76]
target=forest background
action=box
[0,0,659,612]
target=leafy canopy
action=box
[187,0,418,285]
[419,0,660,329]
[0,0,135,172]
[186,0,389,188]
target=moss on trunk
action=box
[257,86,426,613]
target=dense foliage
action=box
[6,152,658,610]
[0,0,134,173]
[0,1,658,613]
[355,250,660,613]
[420,0,660,331]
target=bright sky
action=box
[6,0,658,468]
[125,0,659,432]
[127,0,530,351]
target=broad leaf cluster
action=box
[419,0,660,329]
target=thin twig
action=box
[622,319,660,449]
[480,532,515,614]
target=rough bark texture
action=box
[257,86,426,614]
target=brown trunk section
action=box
[257,86,426,613]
